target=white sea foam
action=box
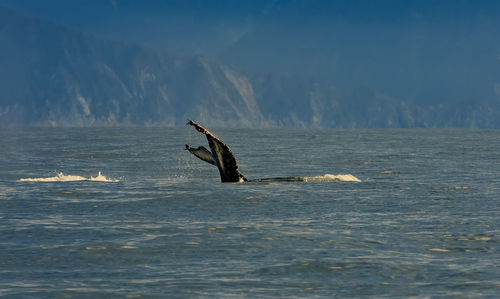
[18,172,119,183]
[89,171,120,182]
[303,174,361,182]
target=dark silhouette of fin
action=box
[186,120,247,182]
[185,145,216,165]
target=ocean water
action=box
[0,127,499,298]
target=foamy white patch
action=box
[19,172,119,183]
[303,174,361,182]
[89,172,119,182]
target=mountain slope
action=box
[1,5,499,128]
[0,6,264,126]
[251,73,500,128]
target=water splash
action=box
[89,171,120,182]
[18,172,119,183]
[303,174,361,182]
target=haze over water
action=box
[1,127,499,297]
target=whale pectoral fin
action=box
[187,120,208,134]
[187,120,245,182]
[206,137,242,182]
[185,144,216,166]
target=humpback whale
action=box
[185,120,247,182]
[185,120,361,183]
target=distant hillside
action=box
[251,74,500,128]
[1,5,499,128]
[0,6,264,127]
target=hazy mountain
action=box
[4,0,498,108]
[0,6,264,127]
[251,73,500,128]
[1,2,499,128]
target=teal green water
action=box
[1,128,499,297]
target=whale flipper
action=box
[186,120,247,182]
[185,145,216,165]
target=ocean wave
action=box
[303,174,361,182]
[18,172,119,183]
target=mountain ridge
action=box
[0,6,265,127]
[1,5,499,128]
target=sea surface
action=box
[0,127,499,298]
